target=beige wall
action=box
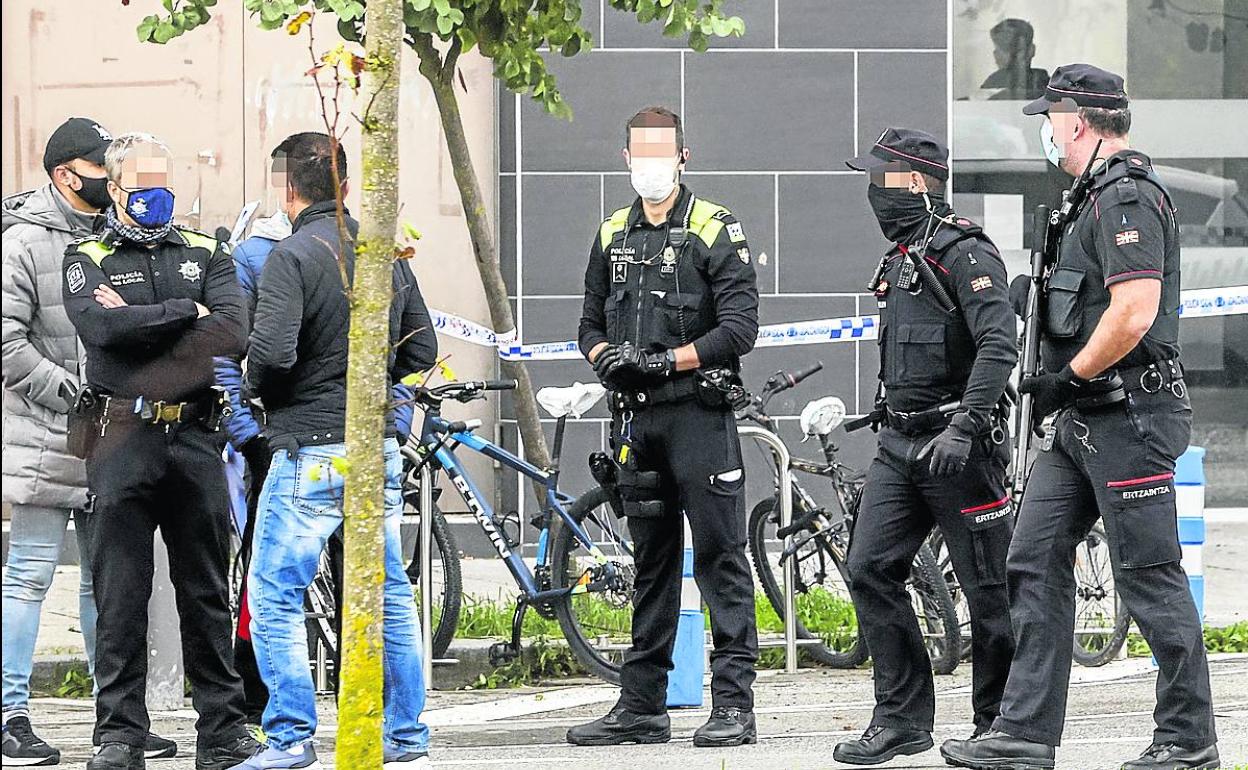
[2,2,501,499]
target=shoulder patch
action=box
[65,262,87,294]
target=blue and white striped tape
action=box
[430,285,1246,362]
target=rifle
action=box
[1010,140,1103,505]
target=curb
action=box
[32,638,554,697]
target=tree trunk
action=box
[413,40,553,479]
[337,1,403,766]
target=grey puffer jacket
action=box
[2,185,95,508]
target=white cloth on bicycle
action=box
[800,396,847,437]
[537,383,606,418]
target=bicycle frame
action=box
[416,414,615,607]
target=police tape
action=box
[429,285,1247,362]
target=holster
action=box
[66,386,103,460]
[1073,372,1127,412]
[603,437,666,519]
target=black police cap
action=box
[845,127,949,181]
[1022,63,1128,115]
[43,117,113,175]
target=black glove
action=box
[917,421,975,478]
[617,342,676,379]
[1019,363,1081,417]
[591,344,624,384]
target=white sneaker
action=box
[382,747,430,768]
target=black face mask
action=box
[866,183,940,243]
[68,169,113,211]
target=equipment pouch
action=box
[612,437,666,518]
[1044,267,1085,338]
[66,387,102,460]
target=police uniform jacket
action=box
[62,225,245,402]
[1042,150,1181,372]
[876,215,1017,428]
[578,185,759,373]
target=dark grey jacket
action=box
[2,185,95,508]
[246,201,438,450]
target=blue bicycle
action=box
[410,379,635,683]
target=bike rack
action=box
[737,425,798,674]
[418,462,435,682]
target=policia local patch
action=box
[66,262,86,294]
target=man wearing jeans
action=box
[232,132,437,770]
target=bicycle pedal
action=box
[488,642,520,667]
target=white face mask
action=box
[1040,118,1062,167]
[629,156,680,203]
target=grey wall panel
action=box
[682,172,778,295]
[856,52,949,152]
[520,52,682,173]
[777,174,885,293]
[499,175,517,295]
[684,52,854,172]
[602,0,777,49]
[779,0,946,49]
[521,175,603,295]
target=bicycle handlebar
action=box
[787,361,824,388]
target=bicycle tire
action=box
[747,495,868,668]
[911,542,962,675]
[1072,521,1131,668]
[551,486,632,685]
[403,504,462,660]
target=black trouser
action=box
[847,425,1015,732]
[994,384,1215,748]
[86,419,249,749]
[613,398,758,714]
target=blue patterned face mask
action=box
[120,186,175,228]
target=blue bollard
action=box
[667,517,705,707]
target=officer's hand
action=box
[93,284,128,309]
[194,302,211,318]
[618,343,675,379]
[917,424,974,478]
[1019,364,1080,417]
[239,435,271,476]
[591,344,623,383]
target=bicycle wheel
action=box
[910,543,962,675]
[1073,520,1131,667]
[401,497,462,660]
[747,495,867,668]
[551,486,634,685]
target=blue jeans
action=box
[2,504,97,713]
[248,439,428,752]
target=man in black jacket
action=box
[235,133,437,770]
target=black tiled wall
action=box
[497,0,949,516]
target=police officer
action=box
[61,133,259,770]
[942,65,1219,770]
[568,106,760,748]
[831,128,1017,765]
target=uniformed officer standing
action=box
[61,133,259,770]
[943,65,1219,770]
[832,129,1017,765]
[568,106,760,748]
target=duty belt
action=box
[1116,358,1186,399]
[884,400,960,435]
[609,374,700,412]
[103,395,213,425]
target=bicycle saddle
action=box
[537,383,606,418]
[800,396,847,438]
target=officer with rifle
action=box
[833,128,1017,765]
[942,64,1219,770]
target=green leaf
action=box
[402,222,423,240]
[560,35,582,57]
[162,0,175,12]
[432,0,449,14]
[410,0,432,10]
[688,27,708,53]
[137,15,159,41]
[202,0,217,7]
[436,13,454,34]
[152,20,179,43]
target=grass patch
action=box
[1127,621,1248,657]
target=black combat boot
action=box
[834,725,933,765]
[692,707,757,747]
[565,704,670,746]
[1121,742,1219,770]
[88,742,146,770]
[940,729,1055,769]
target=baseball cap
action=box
[43,117,113,174]
[1022,63,1128,115]
[845,127,949,181]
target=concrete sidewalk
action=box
[21,654,1248,769]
